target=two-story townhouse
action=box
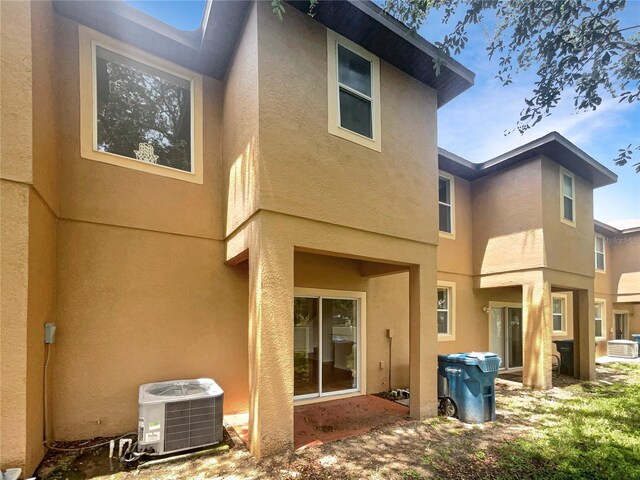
[1,1,637,477]
[1,0,475,474]
[593,221,640,354]
[367,132,620,392]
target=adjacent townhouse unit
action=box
[1,0,637,476]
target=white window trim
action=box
[437,280,456,342]
[293,287,367,406]
[79,26,204,184]
[438,171,456,239]
[560,168,576,227]
[594,298,606,341]
[595,234,606,272]
[327,29,381,152]
[613,309,630,340]
[551,293,567,335]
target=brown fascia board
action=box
[438,132,618,188]
[594,220,640,236]
[54,0,475,106]
[53,0,251,80]
[287,0,475,107]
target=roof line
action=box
[353,1,475,85]
[594,219,640,235]
[482,132,617,179]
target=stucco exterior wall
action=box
[367,272,409,392]
[222,3,260,238]
[609,232,640,302]
[56,17,224,240]
[437,175,473,276]
[0,181,31,472]
[53,221,249,440]
[540,157,595,279]
[50,14,248,442]
[1,0,60,474]
[255,3,439,245]
[471,159,545,276]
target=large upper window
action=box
[595,235,606,271]
[80,27,203,183]
[439,173,454,235]
[437,281,456,340]
[561,169,575,225]
[327,30,381,151]
[552,295,566,334]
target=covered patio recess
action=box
[479,270,595,389]
[225,210,438,458]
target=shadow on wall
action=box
[481,229,546,275]
[227,138,258,234]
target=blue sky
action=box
[127,0,640,224]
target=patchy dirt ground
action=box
[36,366,638,480]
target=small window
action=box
[594,301,605,338]
[552,295,565,333]
[437,281,456,340]
[439,174,454,235]
[79,27,203,183]
[327,30,381,151]
[595,235,606,271]
[561,170,575,224]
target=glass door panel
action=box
[507,308,523,369]
[294,297,320,397]
[615,313,627,340]
[489,307,505,368]
[321,298,358,394]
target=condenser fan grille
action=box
[148,381,209,397]
[164,397,223,453]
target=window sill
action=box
[560,218,576,228]
[595,337,607,342]
[595,268,606,274]
[439,231,456,240]
[552,331,567,336]
[438,334,456,342]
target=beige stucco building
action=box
[1,0,638,476]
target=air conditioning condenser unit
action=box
[607,340,639,359]
[138,378,223,455]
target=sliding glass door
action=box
[294,294,360,400]
[489,305,523,370]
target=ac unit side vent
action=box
[164,397,223,453]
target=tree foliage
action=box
[96,54,192,172]
[381,0,640,171]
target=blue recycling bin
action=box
[438,352,501,424]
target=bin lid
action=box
[438,352,497,365]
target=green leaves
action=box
[379,0,640,172]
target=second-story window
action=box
[338,45,373,138]
[327,30,381,151]
[561,169,575,225]
[595,235,606,271]
[79,27,204,184]
[439,174,454,235]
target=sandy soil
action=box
[36,366,633,480]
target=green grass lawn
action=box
[416,364,640,480]
[495,364,640,480]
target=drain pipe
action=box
[43,323,56,447]
[387,329,394,390]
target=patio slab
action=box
[294,395,411,449]
[596,355,640,364]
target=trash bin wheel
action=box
[438,397,457,418]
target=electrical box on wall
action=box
[44,323,56,344]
